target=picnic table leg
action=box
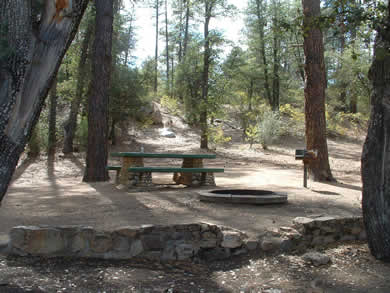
[201,172,216,186]
[119,157,145,186]
[119,157,131,185]
[173,158,203,186]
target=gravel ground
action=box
[1,242,390,293]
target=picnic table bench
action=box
[108,152,224,187]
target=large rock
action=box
[10,226,65,255]
[302,252,331,266]
[0,234,9,255]
[176,242,196,260]
[200,231,218,248]
[221,231,243,248]
[70,227,95,253]
[130,240,144,257]
[91,233,113,254]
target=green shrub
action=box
[245,109,283,150]
[258,110,283,149]
[209,125,232,146]
[326,110,368,137]
[160,95,180,115]
[75,116,88,150]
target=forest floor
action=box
[1,116,390,292]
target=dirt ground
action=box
[1,123,389,292]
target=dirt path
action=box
[0,126,379,293]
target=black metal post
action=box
[303,162,308,188]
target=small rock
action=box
[159,128,176,138]
[302,252,330,266]
[293,217,314,226]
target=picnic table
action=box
[109,152,224,187]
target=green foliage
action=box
[326,110,369,137]
[326,46,372,113]
[209,125,232,146]
[257,110,283,149]
[160,95,180,115]
[245,109,283,150]
[245,124,260,148]
[138,116,154,129]
[75,116,88,150]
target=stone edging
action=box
[5,216,366,261]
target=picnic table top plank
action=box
[128,167,224,173]
[110,152,217,159]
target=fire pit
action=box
[198,189,287,205]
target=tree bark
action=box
[83,0,113,182]
[27,125,41,159]
[183,0,190,59]
[302,0,334,182]
[271,0,280,111]
[62,17,93,154]
[361,15,390,261]
[200,2,213,149]
[48,77,58,159]
[0,0,89,203]
[165,0,170,95]
[154,0,159,94]
[255,0,272,107]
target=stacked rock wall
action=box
[8,223,247,261]
[7,216,366,260]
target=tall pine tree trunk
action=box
[183,0,190,59]
[48,77,58,159]
[165,0,170,95]
[361,8,390,261]
[271,0,280,111]
[83,0,113,182]
[255,0,272,106]
[154,0,159,94]
[302,0,334,182]
[200,3,212,149]
[63,18,93,154]
[0,0,89,203]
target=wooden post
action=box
[303,162,308,188]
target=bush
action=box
[209,125,232,147]
[326,110,368,137]
[246,109,283,150]
[279,103,305,136]
[75,116,88,150]
[160,95,180,115]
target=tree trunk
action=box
[62,17,93,154]
[0,0,89,203]
[271,0,280,111]
[200,3,212,149]
[255,0,272,107]
[48,77,58,159]
[337,17,348,112]
[27,125,41,159]
[154,0,159,94]
[361,14,390,261]
[83,0,113,182]
[165,0,170,95]
[109,118,117,146]
[302,0,334,182]
[183,0,190,59]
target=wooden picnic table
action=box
[109,152,224,187]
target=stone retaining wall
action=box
[7,216,366,260]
